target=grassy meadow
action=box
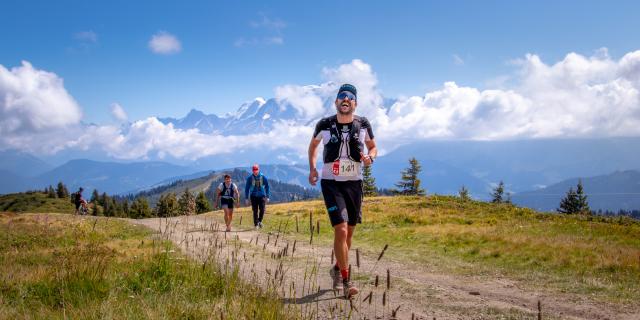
[227,195,640,305]
[0,192,74,213]
[0,213,291,319]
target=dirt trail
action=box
[130,214,637,320]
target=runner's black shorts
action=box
[220,197,234,209]
[320,179,363,227]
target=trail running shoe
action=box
[343,280,359,299]
[258,221,263,229]
[329,267,343,290]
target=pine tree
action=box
[56,182,69,199]
[458,185,470,201]
[100,193,111,217]
[91,189,99,203]
[130,197,152,219]
[100,192,109,208]
[195,191,211,214]
[362,165,378,197]
[575,180,590,214]
[156,193,179,217]
[47,185,56,198]
[103,198,112,217]
[558,180,590,214]
[558,187,578,214]
[394,157,425,196]
[122,199,130,216]
[179,188,196,216]
[491,181,505,203]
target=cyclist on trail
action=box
[215,174,240,232]
[307,83,377,299]
[74,187,87,215]
[244,164,270,229]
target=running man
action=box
[308,83,377,299]
[215,174,240,232]
[244,164,270,229]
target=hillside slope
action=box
[513,170,640,212]
[132,168,319,207]
[0,192,74,213]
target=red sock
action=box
[340,269,349,281]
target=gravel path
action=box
[129,214,637,320]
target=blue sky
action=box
[2,0,639,124]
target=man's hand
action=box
[308,169,319,186]
[360,152,373,167]
[266,197,270,203]
[245,199,250,206]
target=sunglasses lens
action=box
[338,92,355,100]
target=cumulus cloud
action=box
[0,61,82,136]
[266,52,640,155]
[365,49,640,146]
[4,49,640,161]
[148,31,182,55]
[110,103,127,122]
[70,118,313,161]
[274,85,328,120]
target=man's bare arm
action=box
[361,139,377,166]
[308,138,321,185]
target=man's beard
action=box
[336,104,354,115]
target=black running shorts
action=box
[220,197,234,209]
[320,179,363,226]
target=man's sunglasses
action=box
[337,91,356,101]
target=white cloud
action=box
[74,31,97,43]
[236,13,286,47]
[110,103,127,122]
[274,84,328,120]
[321,59,385,115]
[250,13,286,30]
[234,37,284,47]
[70,118,313,161]
[264,37,284,45]
[0,61,82,136]
[4,49,640,161]
[148,31,182,55]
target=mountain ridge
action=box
[512,170,640,212]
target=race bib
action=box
[332,159,359,177]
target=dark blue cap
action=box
[337,84,357,97]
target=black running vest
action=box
[321,115,364,163]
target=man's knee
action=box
[334,223,348,240]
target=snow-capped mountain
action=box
[158,109,227,133]
[158,93,340,135]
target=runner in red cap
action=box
[245,164,270,229]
